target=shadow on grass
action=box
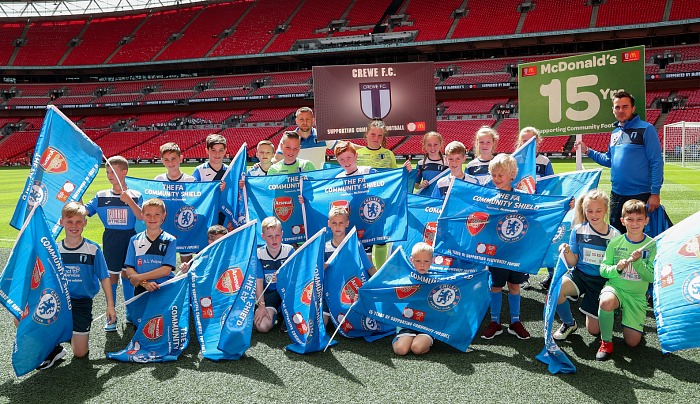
[196,354,285,387]
[283,347,364,386]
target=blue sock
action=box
[556,301,575,325]
[110,282,118,309]
[122,278,134,322]
[490,291,502,323]
[508,293,521,323]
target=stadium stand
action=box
[156,2,251,61]
[647,91,670,107]
[220,126,285,157]
[210,0,301,56]
[667,108,700,124]
[442,74,511,85]
[451,0,521,38]
[131,112,189,127]
[109,7,201,64]
[186,110,249,124]
[62,15,147,66]
[264,0,351,53]
[678,89,700,107]
[95,130,162,159]
[596,0,666,27]
[13,20,86,66]
[251,85,311,96]
[79,114,135,129]
[669,0,700,21]
[394,0,463,42]
[192,88,251,99]
[0,22,24,65]
[521,0,592,33]
[442,99,509,115]
[136,128,213,159]
[245,107,298,123]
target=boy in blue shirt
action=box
[85,155,142,331]
[124,198,177,301]
[254,217,295,333]
[39,202,117,370]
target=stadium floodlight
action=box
[663,121,700,168]
[0,0,207,18]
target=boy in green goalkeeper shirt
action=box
[596,199,656,361]
[267,131,316,175]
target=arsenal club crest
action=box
[395,285,420,299]
[423,222,437,246]
[31,259,45,289]
[679,236,700,258]
[516,176,536,194]
[341,277,363,304]
[39,147,68,174]
[274,197,294,222]
[301,282,314,305]
[142,316,164,340]
[466,212,489,236]
[216,268,244,294]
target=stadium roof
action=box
[0,0,207,18]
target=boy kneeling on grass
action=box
[596,199,656,361]
[39,202,117,370]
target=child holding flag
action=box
[481,154,531,340]
[254,217,295,332]
[517,127,555,289]
[248,140,275,177]
[596,199,656,361]
[355,120,411,268]
[465,126,499,184]
[392,242,435,356]
[39,202,117,369]
[553,190,620,341]
[268,131,316,175]
[414,131,447,191]
[193,134,228,226]
[85,155,142,331]
[124,198,177,299]
[432,141,476,198]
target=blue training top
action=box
[124,230,177,284]
[85,189,142,231]
[59,238,110,299]
[587,114,664,195]
[569,222,620,277]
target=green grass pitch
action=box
[0,160,699,402]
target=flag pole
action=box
[324,300,358,352]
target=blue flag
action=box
[0,207,73,376]
[435,180,571,274]
[301,169,408,245]
[536,254,577,374]
[416,169,449,196]
[217,256,258,359]
[355,247,490,352]
[645,205,673,238]
[220,143,248,227]
[511,136,537,194]
[107,275,190,363]
[11,106,102,238]
[325,227,394,341]
[277,228,336,354]
[189,220,258,360]
[653,211,700,353]
[392,194,443,254]
[246,168,343,245]
[537,169,602,268]
[126,177,220,252]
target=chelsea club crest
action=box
[497,213,529,243]
[428,284,461,311]
[175,205,197,231]
[359,196,385,223]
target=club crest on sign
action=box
[175,205,197,231]
[274,197,294,222]
[515,176,536,194]
[395,285,420,299]
[682,272,700,304]
[552,223,567,243]
[216,267,244,294]
[142,316,164,340]
[341,277,363,304]
[660,264,674,288]
[39,147,68,174]
[31,259,45,289]
[423,222,437,246]
[497,213,529,243]
[292,312,308,335]
[466,212,489,236]
[359,196,385,223]
[301,282,313,305]
[28,181,49,207]
[361,316,380,331]
[33,289,61,325]
[428,284,461,311]
[359,82,391,120]
[678,236,700,258]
